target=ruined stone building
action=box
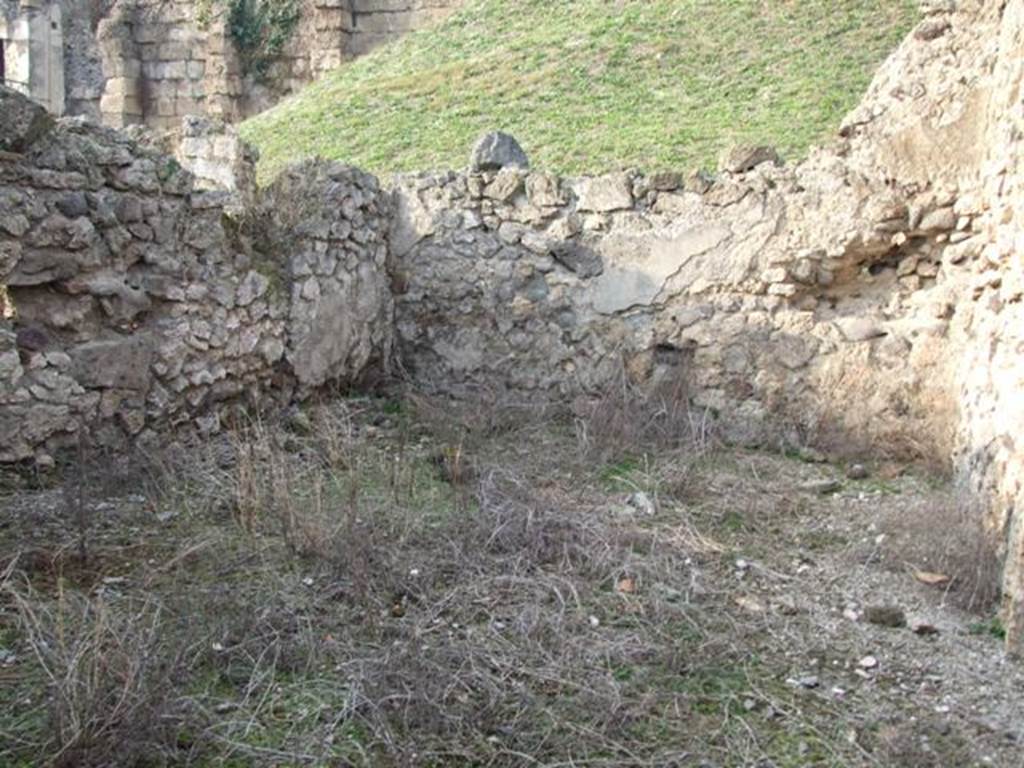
[0,0,64,115]
[2,0,1024,649]
[0,0,461,127]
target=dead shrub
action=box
[5,582,188,767]
[230,417,340,559]
[877,493,1003,613]
[572,362,713,463]
[407,385,563,450]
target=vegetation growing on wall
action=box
[195,0,301,79]
[228,0,301,79]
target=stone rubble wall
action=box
[0,85,392,464]
[3,0,1024,649]
[391,0,1024,648]
[390,155,963,457]
[953,0,1024,648]
[173,115,259,199]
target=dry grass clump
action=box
[572,366,713,464]
[876,492,1003,614]
[0,392,731,766]
[3,580,190,767]
[7,390,1007,766]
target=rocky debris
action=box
[911,620,940,636]
[865,605,907,628]
[469,131,530,172]
[801,479,843,495]
[0,85,54,153]
[788,675,821,689]
[847,464,870,480]
[718,144,781,173]
[626,491,656,516]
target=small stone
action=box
[550,240,603,278]
[798,447,827,463]
[864,605,907,628]
[847,464,869,480]
[34,453,56,472]
[575,173,634,212]
[801,479,842,495]
[789,675,820,689]
[858,655,879,670]
[915,18,951,40]
[719,144,781,174]
[0,85,54,152]
[15,326,48,352]
[626,491,656,516]
[649,171,682,191]
[469,132,529,172]
[911,620,940,636]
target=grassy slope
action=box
[241,0,918,183]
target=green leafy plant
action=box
[227,0,301,80]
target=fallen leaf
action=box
[914,570,951,587]
[616,577,637,594]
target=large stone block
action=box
[0,86,54,152]
[70,336,153,391]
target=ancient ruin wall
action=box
[0,86,392,463]
[389,158,961,457]
[389,0,1024,647]
[2,0,1024,647]
[348,0,461,56]
[2,0,461,128]
[956,0,1024,647]
[94,0,461,129]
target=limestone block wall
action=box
[0,0,65,115]
[0,85,392,463]
[91,0,461,131]
[348,0,461,56]
[1,0,116,120]
[174,115,259,198]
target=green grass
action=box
[241,0,919,183]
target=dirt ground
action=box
[0,392,1020,767]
